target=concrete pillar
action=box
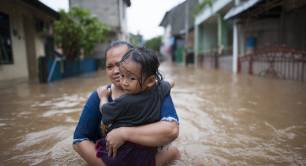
[217,14,222,51]
[184,0,189,65]
[194,24,199,66]
[233,20,238,73]
[232,0,240,73]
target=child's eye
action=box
[129,77,136,81]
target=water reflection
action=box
[0,63,305,165]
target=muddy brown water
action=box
[0,63,306,165]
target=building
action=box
[0,0,58,81]
[225,0,306,81]
[70,0,131,58]
[160,0,198,64]
[194,0,234,71]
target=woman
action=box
[73,41,180,166]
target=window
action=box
[0,11,13,64]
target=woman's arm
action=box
[73,140,105,166]
[73,91,104,165]
[108,120,178,146]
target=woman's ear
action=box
[144,75,156,88]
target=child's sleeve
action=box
[160,95,179,124]
[101,97,126,125]
[158,80,172,97]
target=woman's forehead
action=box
[106,45,128,59]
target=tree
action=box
[193,0,213,16]
[54,7,110,59]
[144,36,162,52]
[129,33,143,47]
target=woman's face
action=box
[105,45,129,87]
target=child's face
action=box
[119,59,144,94]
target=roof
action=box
[21,0,59,18]
[224,0,263,20]
[159,0,198,35]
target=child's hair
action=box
[120,47,163,87]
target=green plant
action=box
[193,0,213,17]
[129,33,143,47]
[54,7,110,59]
[144,36,162,52]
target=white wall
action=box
[0,3,28,81]
[0,0,55,81]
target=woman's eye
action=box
[106,65,113,69]
[129,77,136,81]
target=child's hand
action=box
[169,80,175,88]
[97,86,112,113]
[97,86,111,99]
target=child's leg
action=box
[155,146,180,166]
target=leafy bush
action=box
[54,7,110,59]
[144,36,162,52]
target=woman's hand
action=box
[106,127,128,158]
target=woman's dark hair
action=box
[120,47,163,87]
[104,40,134,58]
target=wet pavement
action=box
[0,62,306,165]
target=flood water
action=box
[0,62,306,165]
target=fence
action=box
[238,46,306,81]
[197,48,233,70]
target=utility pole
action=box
[184,0,189,65]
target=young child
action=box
[96,47,174,166]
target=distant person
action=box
[73,41,180,166]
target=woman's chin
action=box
[113,80,121,87]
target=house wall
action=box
[282,7,306,50]
[201,22,218,54]
[197,16,232,54]
[220,17,233,51]
[0,3,28,81]
[70,0,129,58]
[70,0,120,29]
[0,0,55,81]
[239,6,306,54]
[240,18,280,53]
[70,0,129,39]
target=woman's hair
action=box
[104,40,134,58]
[120,47,163,87]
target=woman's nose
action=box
[113,66,120,74]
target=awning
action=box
[224,0,263,20]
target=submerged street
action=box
[0,62,306,165]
